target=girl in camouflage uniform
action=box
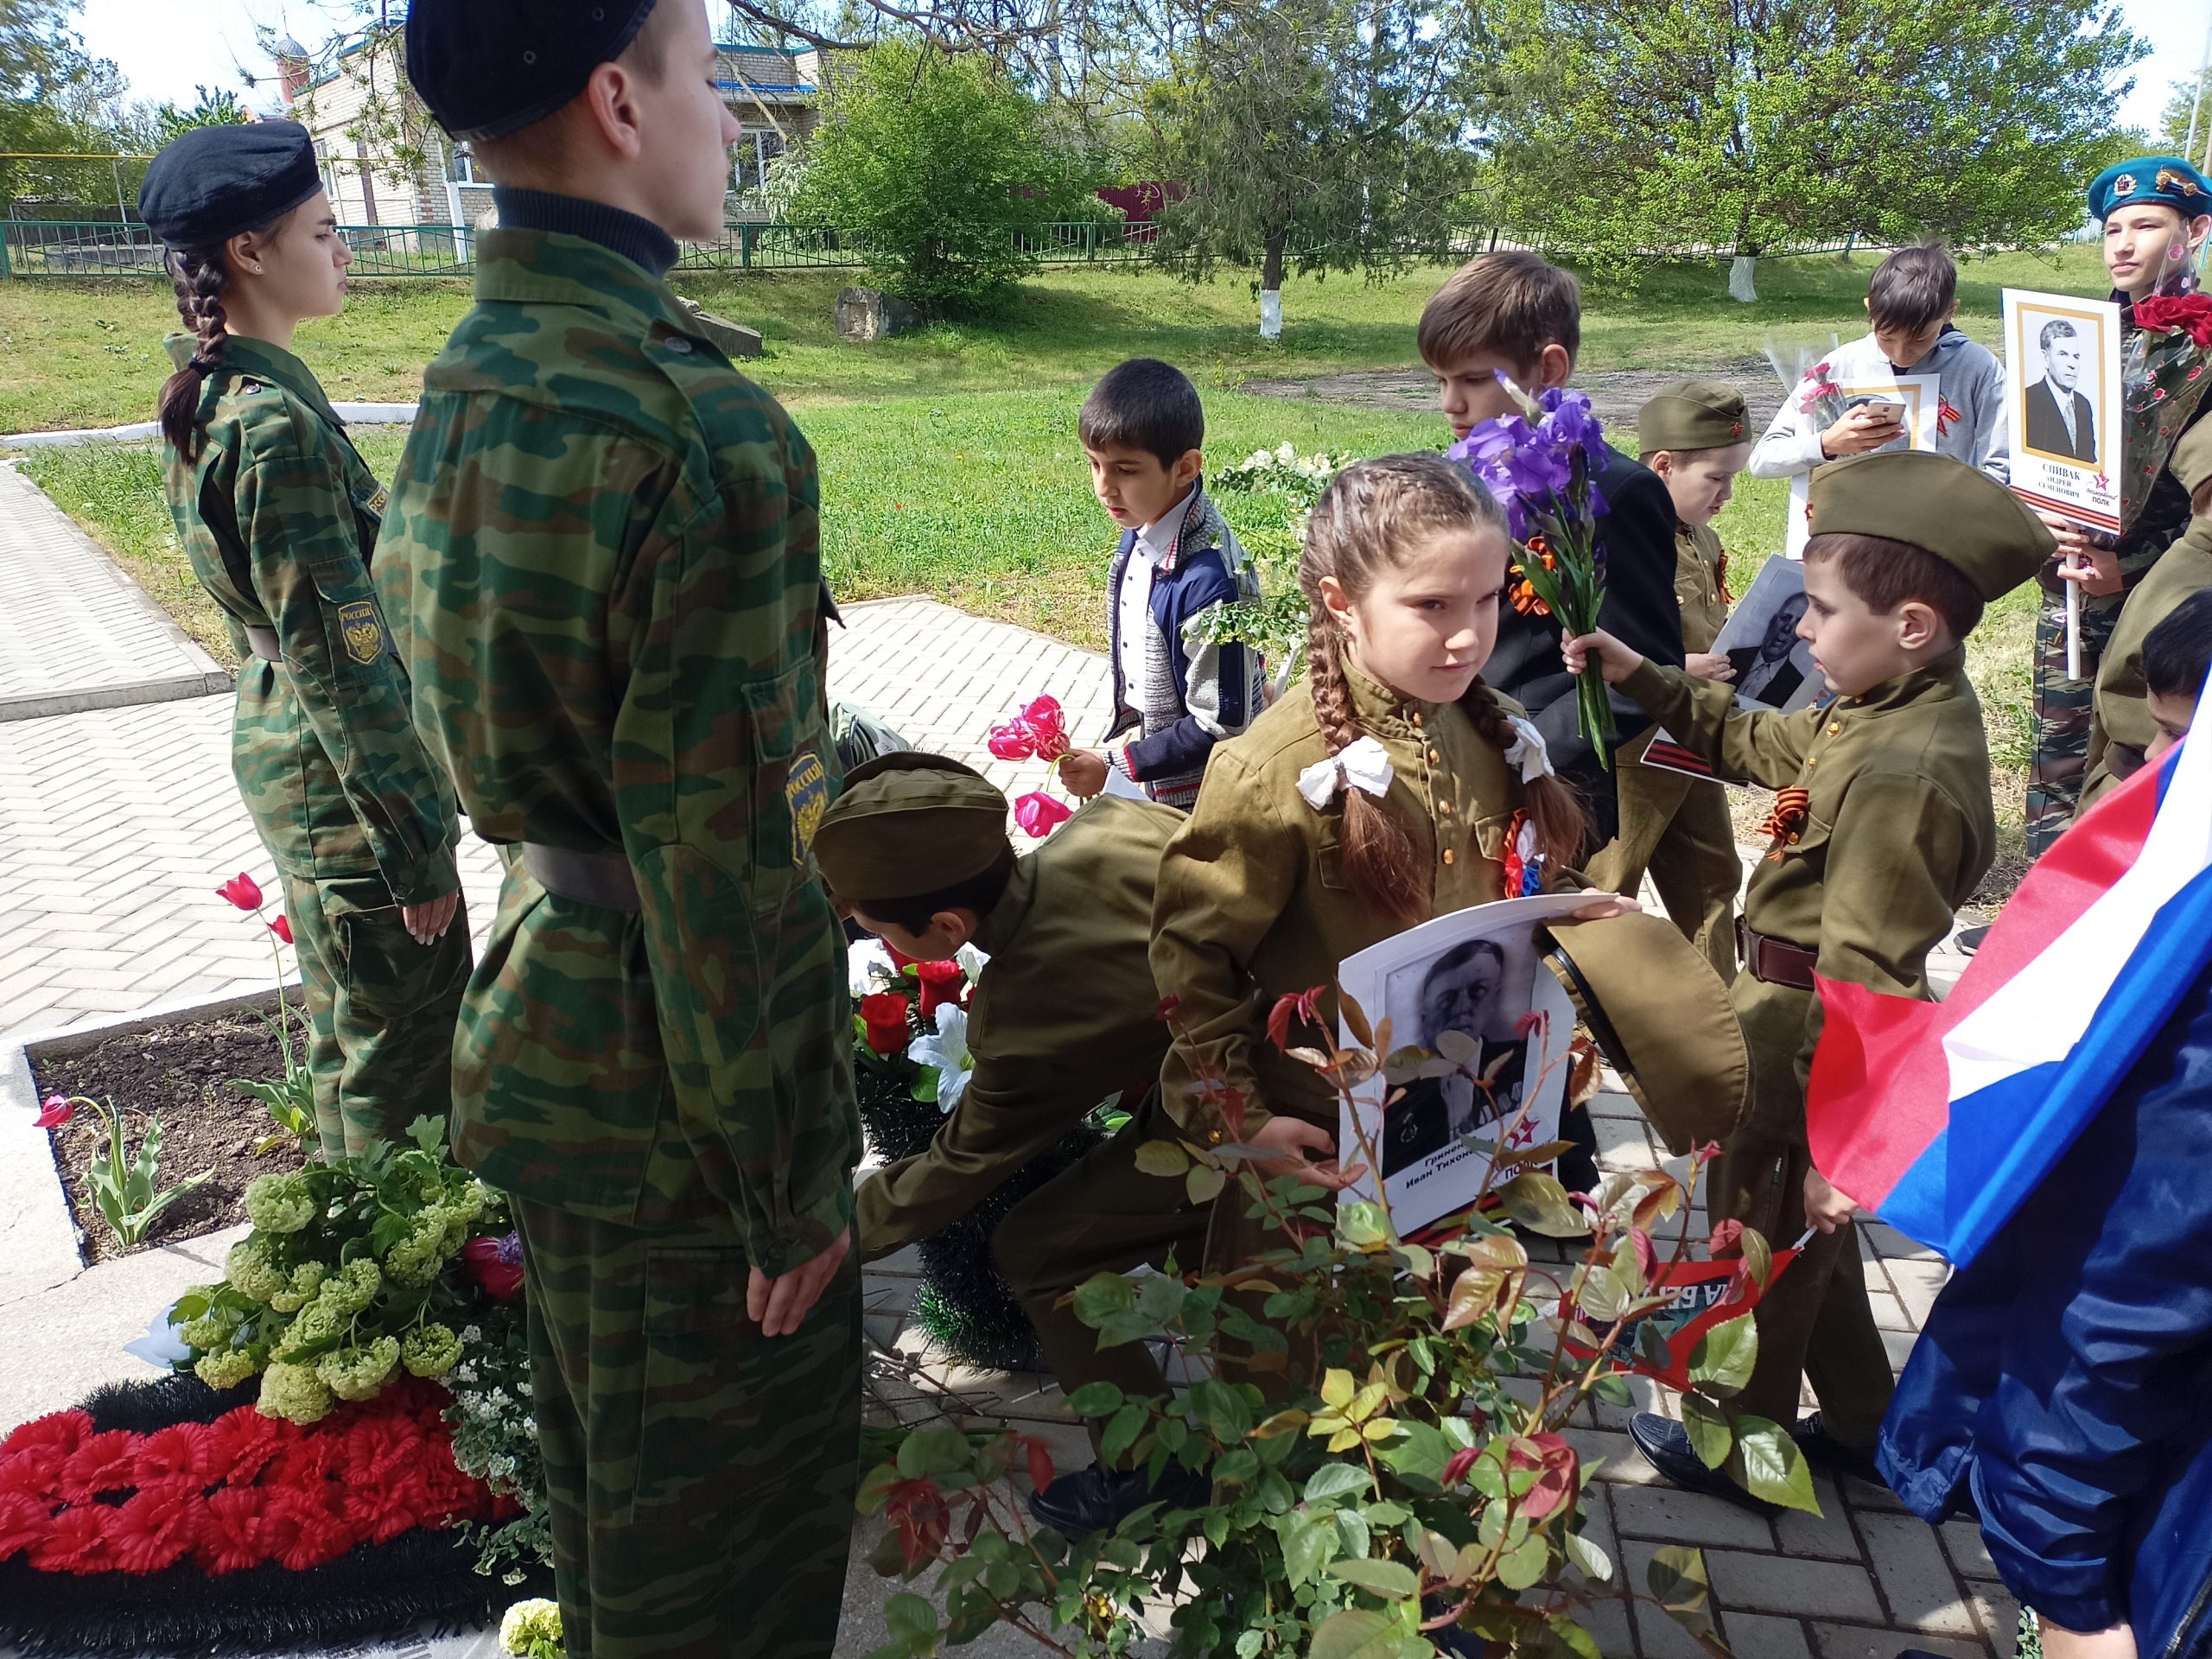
[142,123,468,1160]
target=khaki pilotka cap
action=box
[811,753,1008,905]
[1808,450,2058,601]
[1636,380,1751,454]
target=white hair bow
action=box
[1503,716,1554,783]
[1297,735,1395,811]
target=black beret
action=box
[138,121,324,251]
[406,0,663,142]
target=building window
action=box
[452,143,480,185]
[732,128,785,190]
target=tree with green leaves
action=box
[1485,0,2144,299]
[0,0,144,215]
[785,39,1109,314]
[1138,0,1479,337]
[154,86,250,143]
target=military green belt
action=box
[522,842,641,912]
[245,626,281,662]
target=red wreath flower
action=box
[0,1490,53,1562]
[195,1485,266,1575]
[859,990,913,1057]
[29,1503,112,1573]
[2133,292,2212,348]
[109,1484,205,1574]
[131,1422,207,1489]
[56,1430,137,1503]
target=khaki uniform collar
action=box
[166,331,342,428]
[1834,645,1970,716]
[473,227,702,347]
[971,854,1040,959]
[1343,658,1446,738]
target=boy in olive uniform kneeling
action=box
[1566,451,2054,1510]
[812,754,1214,1538]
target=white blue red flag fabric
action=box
[1807,719,2212,1268]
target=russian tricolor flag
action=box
[1807,717,2212,1268]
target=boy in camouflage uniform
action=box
[142,122,469,1161]
[382,3,860,1654]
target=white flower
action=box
[460,1324,483,1343]
[955,942,990,984]
[1274,440,1296,462]
[907,1003,975,1114]
[848,937,897,998]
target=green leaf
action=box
[1307,1608,1398,1659]
[1494,1172,1591,1237]
[882,1591,938,1643]
[1276,1508,1334,1588]
[1741,1227,1775,1292]
[1190,1378,1253,1441]
[1730,1415,1821,1513]
[1336,1200,1389,1248]
[405,1114,445,1153]
[1135,1139,1192,1177]
[1563,1527,1613,1585]
[1071,1272,1136,1330]
[1681,1395,1733,1471]
[1550,1612,1605,1659]
[895,1426,971,1478]
[1325,1556,1419,1600]
[1186,1163,1228,1205]
[1371,1418,1449,1485]
[1101,1402,1148,1466]
[1496,1530,1549,1591]
[1646,1545,1718,1642]
[1304,1462,1371,1504]
[1065,1381,1126,1417]
[1687,1313,1758,1397]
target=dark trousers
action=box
[516,1198,861,1658]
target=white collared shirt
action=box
[1115,487,1197,695]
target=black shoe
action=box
[1955,924,1989,956]
[1025,1460,1210,1537]
[1792,1412,1885,1488]
[1628,1413,1782,1516]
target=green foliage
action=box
[1141,0,1478,312]
[170,1115,503,1422]
[152,86,249,142]
[0,0,146,208]
[787,41,1111,314]
[849,1007,1812,1655]
[71,1093,213,1248]
[1487,0,2146,286]
[230,989,317,1154]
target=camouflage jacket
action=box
[159,334,458,902]
[377,229,857,1272]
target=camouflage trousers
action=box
[274,869,470,1160]
[1710,1131,1892,1448]
[2027,589,2123,860]
[515,1197,861,1659]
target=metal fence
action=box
[0,218,1164,278]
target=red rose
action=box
[462,1232,524,1302]
[110,1483,207,1574]
[197,1485,267,1575]
[2133,292,2212,348]
[913,958,965,1020]
[215,873,264,912]
[859,991,913,1057]
[29,1503,113,1573]
[0,1491,54,1563]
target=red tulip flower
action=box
[986,722,1037,761]
[269,915,294,944]
[216,874,264,912]
[1013,791,1071,839]
[913,958,965,1020]
[859,991,913,1057]
[35,1095,73,1130]
[1019,696,1071,760]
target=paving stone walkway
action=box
[0,466,2006,1658]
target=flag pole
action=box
[2066,575,2083,681]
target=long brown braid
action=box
[156,207,293,462]
[1300,454,1591,919]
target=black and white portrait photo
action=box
[1377,938,1532,1179]
[2022,315,2099,465]
[1726,591,1811,708]
[1709,557,1823,715]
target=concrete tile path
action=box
[0,467,2010,1657]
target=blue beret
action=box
[2088,155,2212,224]
[406,0,661,142]
[137,121,324,250]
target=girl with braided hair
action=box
[1150,451,1634,1199]
[142,121,468,1160]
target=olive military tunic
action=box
[376,219,858,1659]
[1589,521,1742,980]
[1622,650,1994,1443]
[858,794,1182,1258]
[1150,664,1548,1141]
[158,333,468,1160]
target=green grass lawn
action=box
[0,243,2112,435]
[13,241,2070,879]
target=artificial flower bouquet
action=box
[2121,291,2212,531]
[1448,378,1616,768]
[852,937,983,1112]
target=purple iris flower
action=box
[1503,440,1572,499]
[1538,390,1602,453]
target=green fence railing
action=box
[0,218,1163,278]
